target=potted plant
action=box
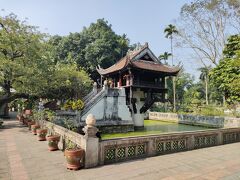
[64,119,84,170]
[31,124,40,135]
[46,123,60,151]
[64,140,84,170]
[27,120,35,131]
[32,111,47,140]
[45,110,60,151]
[24,97,34,115]
[36,128,48,141]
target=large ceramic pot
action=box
[64,148,84,170]
[36,129,48,141]
[46,135,60,151]
[31,124,40,135]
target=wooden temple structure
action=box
[96,43,179,128]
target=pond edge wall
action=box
[149,112,240,128]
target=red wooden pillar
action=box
[118,74,122,87]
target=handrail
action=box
[81,89,105,116]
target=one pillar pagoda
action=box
[96,43,179,129]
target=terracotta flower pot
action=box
[46,135,60,151]
[36,129,48,141]
[27,121,35,131]
[31,124,40,135]
[64,148,84,170]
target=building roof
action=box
[96,43,180,76]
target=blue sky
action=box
[0,0,199,78]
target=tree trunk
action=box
[205,78,209,105]
[170,36,176,112]
[0,93,30,116]
[164,76,168,112]
[173,76,176,112]
[223,94,226,106]
[171,36,173,66]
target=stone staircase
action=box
[81,89,105,116]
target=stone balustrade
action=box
[99,128,240,165]
[37,113,240,167]
[37,114,99,168]
[149,112,179,122]
[149,112,240,128]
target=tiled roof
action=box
[96,56,129,75]
[132,60,180,74]
[96,43,179,75]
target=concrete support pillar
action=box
[132,89,145,129]
[82,114,99,168]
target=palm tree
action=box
[164,24,178,66]
[164,24,178,112]
[198,66,211,105]
[158,52,172,64]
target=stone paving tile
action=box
[1,118,240,180]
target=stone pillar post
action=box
[93,82,98,95]
[82,114,99,168]
[103,80,108,89]
[217,131,223,145]
[187,135,195,150]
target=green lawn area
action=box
[101,120,212,140]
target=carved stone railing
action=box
[81,89,105,116]
[38,120,84,150]
[149,112,240,128]
[37,116,240,167]
[99,128,240,165]
[83,90,95,102]
[37,114,99,168]
[83,87,103,103]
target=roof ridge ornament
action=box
[127,42,149,56]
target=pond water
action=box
[101,120,213,140]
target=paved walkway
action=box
[1,118,240,180]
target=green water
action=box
[101,120,212,140]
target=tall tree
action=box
[210,34,240,104]
[164,24,178,112]
[0,13,92,116]
[176,0,240,67]
[50,19,130,81]
[167,69,194,109]
[158,52,172,64]
[164,24,178,66]
[198,66,211,105]
[0,13,45,107]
